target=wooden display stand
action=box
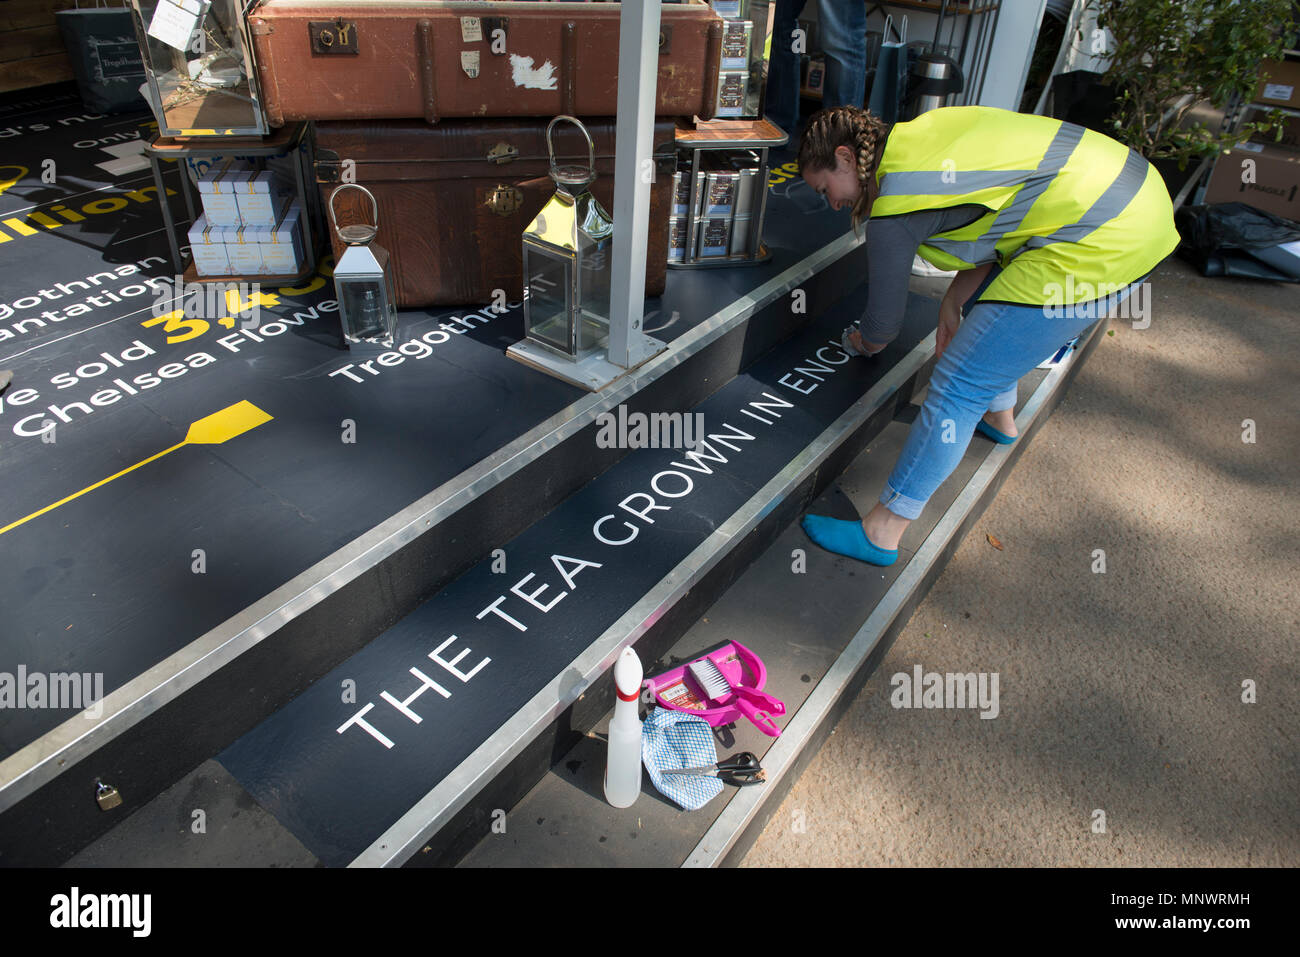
[672,117,788,268]
[143,122,320,284]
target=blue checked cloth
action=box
[642,708,722,810]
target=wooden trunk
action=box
[250,0,723,126]
[316,116,677,307]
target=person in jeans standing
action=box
[796,105,1179,566]
[766,0,868,136]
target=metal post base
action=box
[506,332,667,392]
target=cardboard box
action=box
[258,202,305,275]
[234,170,290,226]
[186,214,231,276]
[197,161,245,226]
[1203,141,1300,223]
[224,224,265,275]
[1252,113,1300,153]
[1255,58,1300,110]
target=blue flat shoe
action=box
[975,419,1017,445]
[800,513,898,567]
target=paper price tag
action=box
[147,0,209,54]
[460,17,483,43]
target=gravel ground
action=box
[742,255,1300,867]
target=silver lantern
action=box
[521,116,614,359]
[328,184,397,348]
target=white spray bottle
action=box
[603,646,643,808]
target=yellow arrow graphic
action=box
[1,401,272,537]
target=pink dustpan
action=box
[643,639,786,737]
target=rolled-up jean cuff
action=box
[880,483,927,521]
[988,387,1017,413]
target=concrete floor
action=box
[742,255,1300,867]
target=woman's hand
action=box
[846,326,887,357]
[936,262,993,359]
[936,297,961,359]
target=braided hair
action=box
[798,106,892,231]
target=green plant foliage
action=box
[1087,0,1296,167]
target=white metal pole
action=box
[608,0,661,368]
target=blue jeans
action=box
[879,274,1145,521]
[767,0,868,136]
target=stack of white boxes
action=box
[187,160,306,277]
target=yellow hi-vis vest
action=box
[871,106,1180,306]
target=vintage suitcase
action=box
[249,1,724,127]
[316,117,677,307]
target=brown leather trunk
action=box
[249,1,724,127]
[316,117,677,307]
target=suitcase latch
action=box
[485,185,524,217]
[311,20,359,55]
[487,142,519,165]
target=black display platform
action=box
[0,91,925,864]
[1,101,822,754]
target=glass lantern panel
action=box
[524,245,574,355]
[340,279,392,343]
[575,234,612,353]
[381,267,399,344]
[131,0,267,137]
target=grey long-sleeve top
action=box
[857,203,989,348]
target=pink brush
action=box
[643,640,786,737]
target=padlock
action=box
[95,780,122,811]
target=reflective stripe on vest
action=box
[922,122,1085,265]
[1020,147,1150,252]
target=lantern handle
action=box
[328,183,380,245]
[546,115,596,178]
